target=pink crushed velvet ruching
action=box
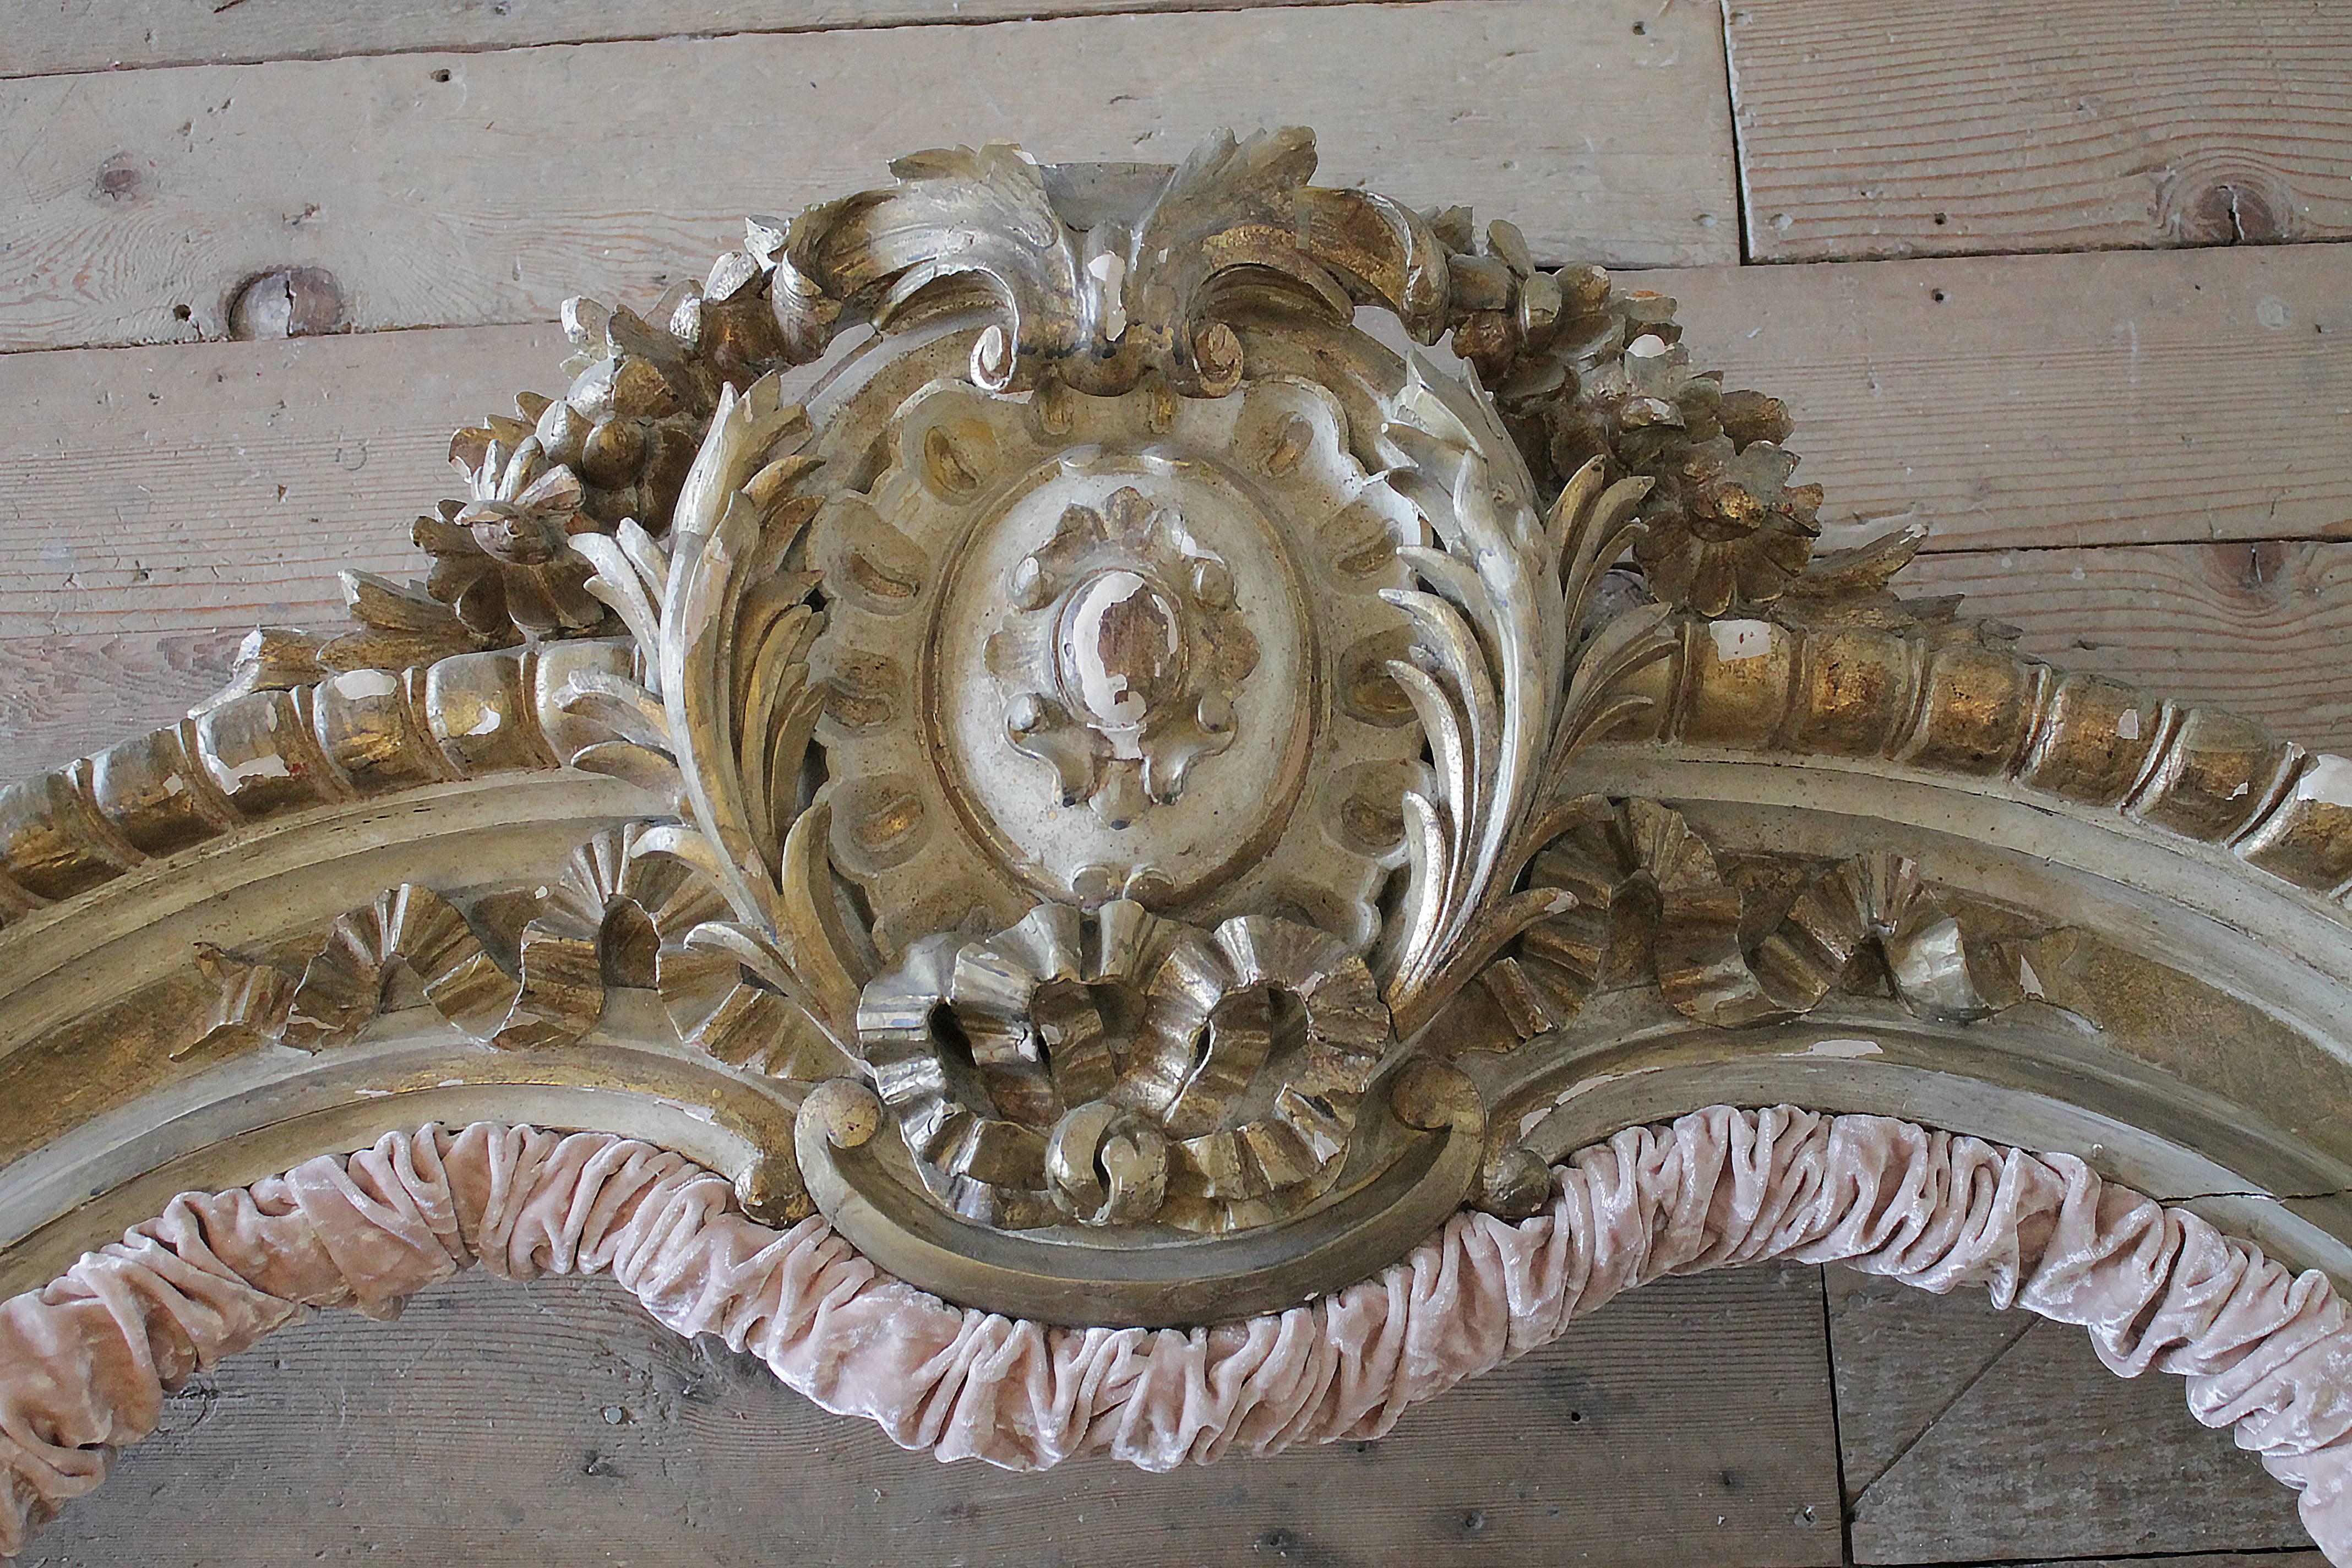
[6,1106,2352,1561]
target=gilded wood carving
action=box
[5,129,2352,1553]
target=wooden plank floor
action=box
[0,0,1734,351]
[25,1265,1845,1568]
[0,0,1471,78]
[1827,1266,2312,1564]
[0,1,2345,1563]
[1726,0,2352,260]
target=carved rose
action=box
[987,487,1259,829]
[1632,437,1823,617]
[413,435,608,637]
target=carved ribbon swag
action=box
[2,117,2349,1562]
[183,124,2261,1296]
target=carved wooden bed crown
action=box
[5,127,2352,1559]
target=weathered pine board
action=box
[2008,1558,2327,1567]
[1826,1265,2313,1564]
[0,323,557,643]
[2007,1558,2328,1568]
[1724,0,2352,261]
[7,244,2342,633]
[24,1264,1845,1568]
[1898,540,2352,760]
[1638,242,2352,556]
[0,0,1736,353]
[5,0,1445,78]
[2003,1561,2333,1568]
[0,630,247,779]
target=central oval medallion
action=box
[803,337,1428,959]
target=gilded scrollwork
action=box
[4,134,2352,1568]
[81,123,2352,1332]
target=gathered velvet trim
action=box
[4,1107,2351,1561]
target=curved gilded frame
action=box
[3,127,2351,1559]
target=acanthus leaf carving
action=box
[1373,370,1676,1037]
[68,123,2345,1345]
[770,126,1455,400]
[554,375,871,1071]
[182,126,2151,1283]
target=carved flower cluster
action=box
[985,487,1259,831]
[1425,211,1824,619]
[346,222,808,655]
[415,433,606,638]
[1634,437,1824,618]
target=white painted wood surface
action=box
[1649,244,2352,554]
[0,0,1735,352]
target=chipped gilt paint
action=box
[5,127,2352,1556]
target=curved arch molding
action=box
[3,127,2350,1558]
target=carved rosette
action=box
[990,486,1258,828]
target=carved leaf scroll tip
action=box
[558,370,864,1060]
[1373,367,1680,1038]
[184,941,300,1059]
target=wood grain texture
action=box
[23,1264,1844,1568]
[1725,0,2352,260]
[1899,541,2352,759]
[0,323,557,645]
[8,1,1440,78]
[0,630,246,775]
[6,243,2335,634]
[0,0,1736,353]
[1641,242,2352,554]
[2003,1558,2328,1567]
[1826,1265,2312,1564]
[2003,1557,2327,1567]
